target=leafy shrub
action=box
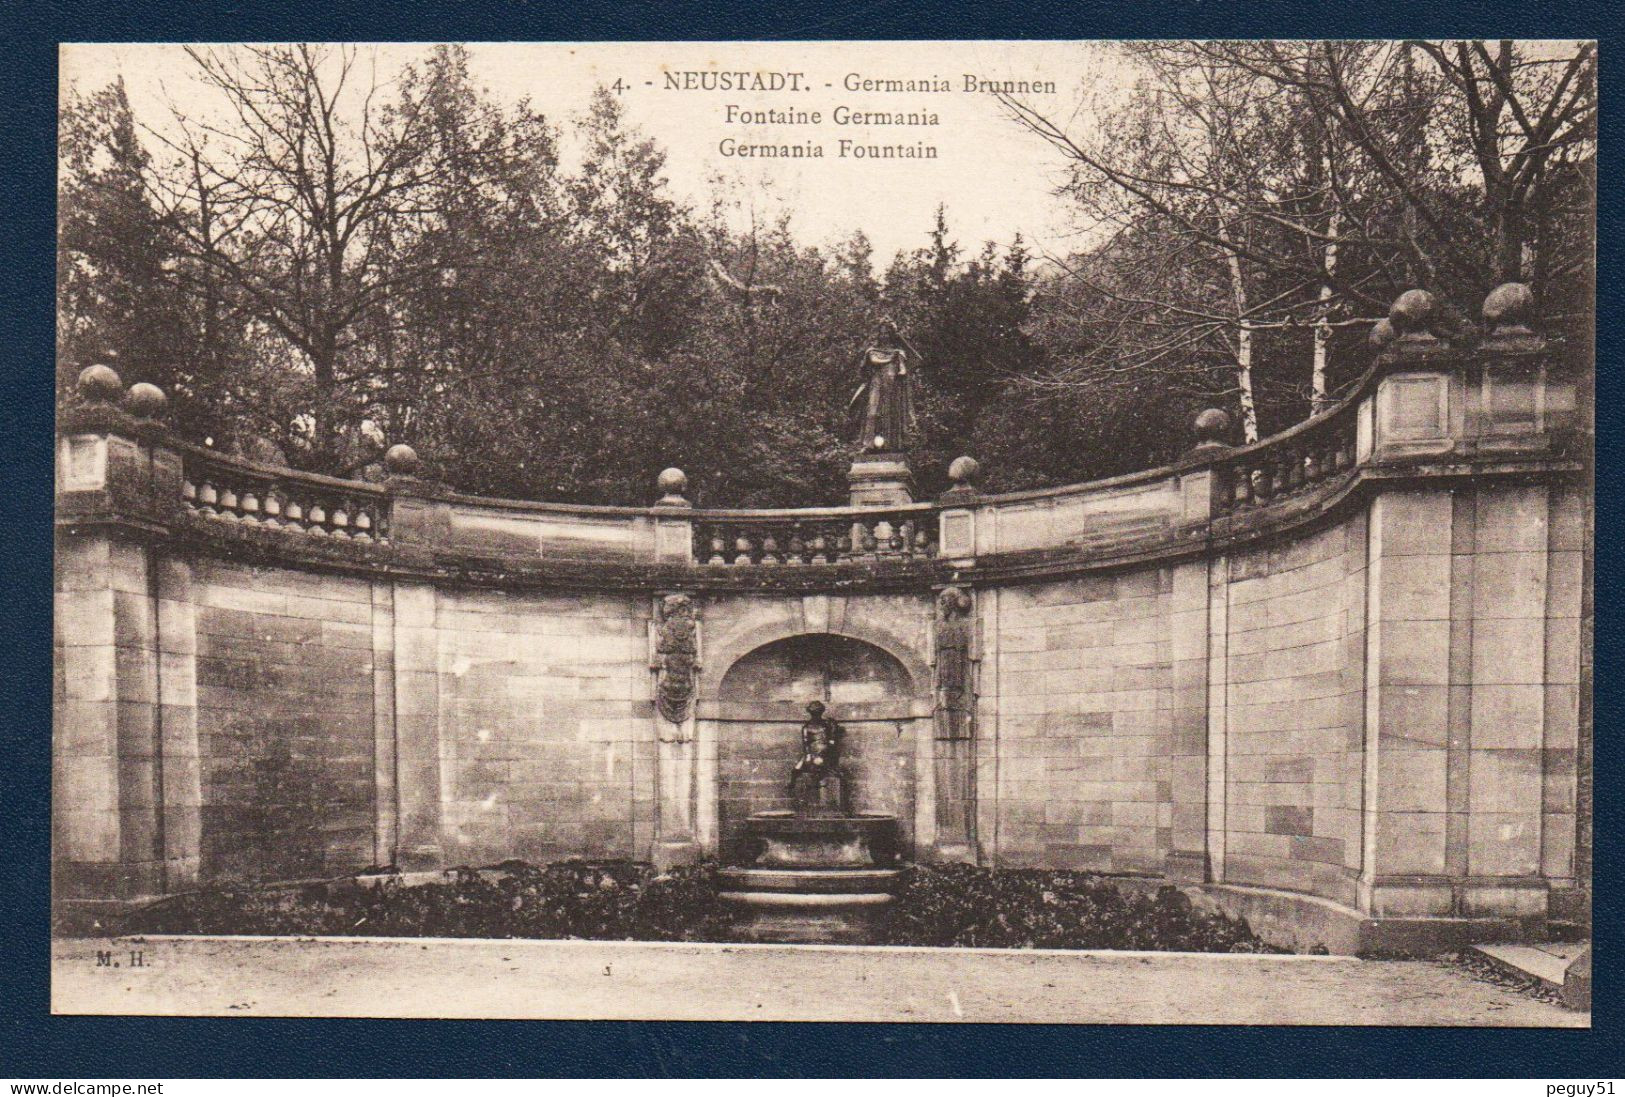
[121,860,731,942]
[881,865,1276,952]
[112,860,1276,952]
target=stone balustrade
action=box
[1212,399,1361,516]
[179,444,391,542]
[54,283,1585,581]
[693,507,938,566]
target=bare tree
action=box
[141,45,504,466]
[1002,40,1594,438]
[1196,40,1596,293]
[1003,45,1389,440]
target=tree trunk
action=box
[1312,205,1341,416]
[310,330,338,469]
[1493,199,1528,286]
[1220,224,1260,443]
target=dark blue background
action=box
[3,0,1617,1077]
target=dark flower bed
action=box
[882,864,1276,952]
[115,860,732,942]
[93,860,1275,953]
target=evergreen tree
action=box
[57,80,205,426]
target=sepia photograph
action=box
[49,38,1594,1028]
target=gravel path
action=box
[52,935,1586,1025]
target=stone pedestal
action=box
[792,770,851,818]
[653,733,699,871]
[931,744,977,863]
[848,454,914,507]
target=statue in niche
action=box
[935,586,975,740]
[846,319,921,454]
[787,700,849,814]
[655,593,698,725]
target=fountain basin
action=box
[739,810,900,868]
[721,812,903,942]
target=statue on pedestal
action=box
[787,700,849,814]
[847,320,920,455]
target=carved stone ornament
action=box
[655,593,698,724]
[934,585,975,740]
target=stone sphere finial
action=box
[384,443,421,477]
[77,363,124,404]
[656,467,689,506]
[1193,408,1231,448]
[124,382,168,420]
[1389,289,1436,335]
[1368,317,1396,350]
[1482,282,1535,331]
[947,455,981,487]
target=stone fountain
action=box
[717,700,903,943]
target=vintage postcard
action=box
[51,39,1592,1025]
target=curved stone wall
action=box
[52,286,1591,950]
[1213,520,1368,906]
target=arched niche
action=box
[713,633,922,862]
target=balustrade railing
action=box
[1211,399,1360,517]
[180,447,390,542]
[693,508,937,565]
[170,402,1365,559]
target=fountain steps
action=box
[720,867,902,893]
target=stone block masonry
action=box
[57,473,1580,941]
[1220,519,1366,907]
[191,561,377,882]
[433,589,650,865]
[986,570,1176,874]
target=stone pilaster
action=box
[652,641,699,868]
[155,554,201,891]
[928,587,977,863]
[1164,462,1217,883]
[1541,487,1585,915]
[54,529,168,900]
[652,728,698,869]
[649,593,701,868]
[1203,554,1230,883]
[1164,557,1211,882]
[370,581,400,867]
[1461,485,1550,919]
[693,700,721,856]
[651,474,695,564]
[915,708,939,856]
[391,581,443,869]
[1359,489,1459,919]
[973,587,1001,864]
[54,378,198,903]
[385,471,452,565]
